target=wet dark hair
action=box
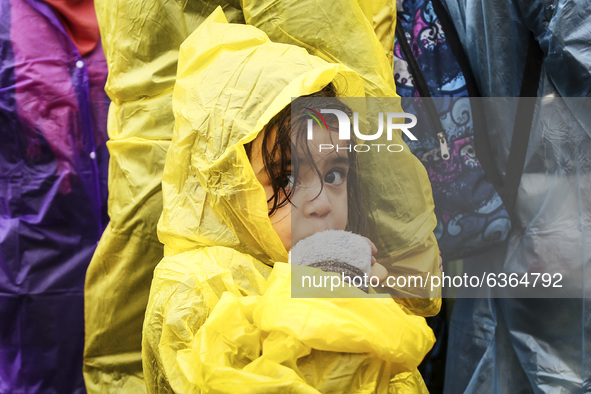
[244,83,369,235]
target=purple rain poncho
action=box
[0,0,109,391]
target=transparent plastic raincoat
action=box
[441,0,591,392]
[85,0,441,391]
[142,8,435,393]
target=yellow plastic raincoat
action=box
[141,8,435,393]
[85,0,440,391]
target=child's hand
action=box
[361,236,378,266]
[361,236,388,283]
[370,262,388,283]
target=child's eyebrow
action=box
[329,156,350,166]
[266,160,292,172]
[294,154,349,167]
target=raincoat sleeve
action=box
[143,256,434,393]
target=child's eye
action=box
[277,174,295,190]
[286,174,295,189]
[324,169,346,185]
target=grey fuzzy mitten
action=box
[289,230,372,292]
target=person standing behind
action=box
[0,0,109,391]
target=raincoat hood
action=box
[158,8,365,265]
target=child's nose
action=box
[302,186,332,218]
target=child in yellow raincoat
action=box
[142,8,437,393]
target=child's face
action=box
[250,126,349,252]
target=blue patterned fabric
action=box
[394,0,510,260]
